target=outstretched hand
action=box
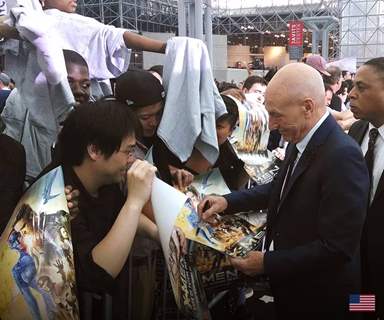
[197,195,228,225]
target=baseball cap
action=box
[305,55,331,76]
[115,70,165,108]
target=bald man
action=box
[199,63,369,319]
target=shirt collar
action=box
[296,111,329,155]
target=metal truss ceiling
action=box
[339,0,384,64]
[77,0,339,34]
[77,0,178,32]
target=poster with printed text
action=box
[0,166,79,320]
[151,169,266,319]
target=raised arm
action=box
[123,31,166,53]
[91,160,157,278]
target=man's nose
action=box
[348,86,356,100]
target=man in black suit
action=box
[349,57,384,319]
[198,62,369,319]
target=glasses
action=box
[119,146,136,156]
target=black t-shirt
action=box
[61,165,130,319]
[0,134,26,234]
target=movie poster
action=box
[151,169,266,319]
[228,94,280,184]
[0,167,79,320]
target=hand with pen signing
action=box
[197,195,228,225]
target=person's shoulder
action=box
[45,9,100,25]
[348,119,368,135]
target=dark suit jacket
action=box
[225,115,369,318]
[0,89,11,113]
[0,134,26,234]
[349,120,384,317]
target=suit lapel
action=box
[274,114,336,216]
[349,120,369,145]
[373,172,384,203]
[349,121,384,205]
[278,146,317,209]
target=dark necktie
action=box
[365,128,379,193]
[281,144,298,198]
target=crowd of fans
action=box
[0,1,383,320]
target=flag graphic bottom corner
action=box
[349,294,375,312]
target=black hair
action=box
[58,100,137,166]
[364,57,384,78]
[217,95,239,129]
[264,67,278,83]
[148,65,163,77]
[217,82,239,92]
[342,70,350,78]
[63,49,89,69]
[324,66,342,85]
[243,76,267,90]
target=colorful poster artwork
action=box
[229,94,280,184]
[0,167,79,320]
[151,170,266,320]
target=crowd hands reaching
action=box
[0,2,382,318]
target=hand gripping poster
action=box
[151,168,266,320]
[229,93,281,185]
[0,167,79,320]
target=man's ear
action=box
[303,98,315,117]
[87,144,102,161]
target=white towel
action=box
[11,5,67,85]
[158,37,227,165]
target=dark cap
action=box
[305,55,331,76]
[115,70,165,108]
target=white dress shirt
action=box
[361,123,384,204]
[265,111,330,252]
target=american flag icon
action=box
[349,294,375,312]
